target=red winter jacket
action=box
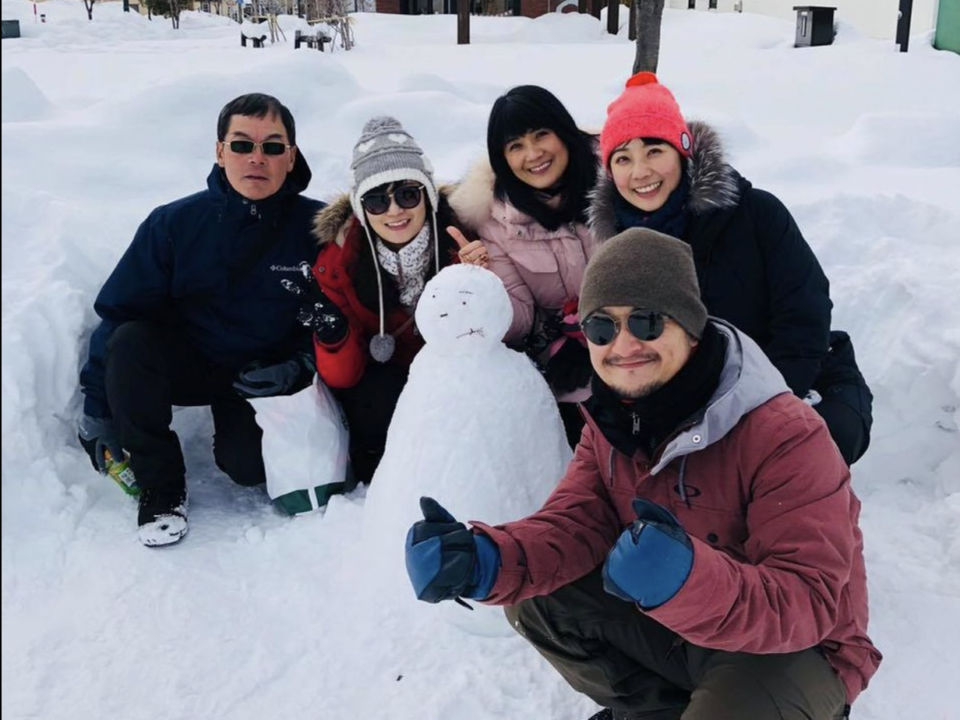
[471,322,881,704]
[309,193,460,389]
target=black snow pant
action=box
[333,362,408,486]
[504,568,849,720]
[813,331,873,466]
[105,321,266,492]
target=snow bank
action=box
[3,6,960,720]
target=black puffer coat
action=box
[589,122,872,464]
[590,121,831,397]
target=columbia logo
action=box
[270,264,303,272]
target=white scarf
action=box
[376,224,432,310]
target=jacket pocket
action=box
[511,249,560,274]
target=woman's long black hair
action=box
[486,86,598,232]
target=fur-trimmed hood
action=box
[588,120,742,242]
[312,184,458,248]
[446,156,502,234]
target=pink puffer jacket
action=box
[448,158,601,347]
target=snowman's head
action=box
[415,265,513,356]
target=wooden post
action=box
[629,0,636,40]
[606,0,619,34]
[458,0,469,44]
[578,0,587,12]
[590,0,601,19]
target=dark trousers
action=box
[504,569,848,720]
[333,362,408,486]
[105,321,265,492]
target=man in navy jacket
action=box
[78,93,325,546]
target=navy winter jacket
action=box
[80,160,325,418]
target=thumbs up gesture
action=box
[404,497,501,604]
[448,226,490,268]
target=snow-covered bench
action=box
[240,20,267,48]
[294,29,332,51]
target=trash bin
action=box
[793,6,835,47]
[2,19,21,39]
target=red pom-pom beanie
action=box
[599,72,692,169]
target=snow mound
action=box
[834,112,960,168]
[0,67,52,122]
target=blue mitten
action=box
[405,497,500,603]
[602,498,693,609]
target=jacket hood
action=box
[650,318,790,473]
[588,120,742,242]
[447,156,499,233]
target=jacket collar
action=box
[207,150,312,217]
[582,319,790,472]
[588,120,742,242]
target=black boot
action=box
[137,484,188,547]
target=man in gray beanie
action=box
[403,227,879,718]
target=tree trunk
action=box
[633,0,664,74]
[84,0,94,20]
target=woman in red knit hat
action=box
[589,72,872,465]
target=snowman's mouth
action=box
[457,327,485,339]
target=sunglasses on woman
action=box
[361,184,425,215]
[581,310,666,346]
[223,140,291,156]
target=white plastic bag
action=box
[250,377,350,515]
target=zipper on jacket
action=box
[631,412,640,435]
[249,203,257,216]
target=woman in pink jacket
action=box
[449,86,601,444]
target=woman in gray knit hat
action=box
[305,116,468,484]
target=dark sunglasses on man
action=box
[581,310,666,346]
[222,140,291,156]
[361,184,426,216]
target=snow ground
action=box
[2,3,960,719]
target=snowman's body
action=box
[363,266,572,630]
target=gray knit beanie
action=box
[579,228,708,339]
[349,116,439,223]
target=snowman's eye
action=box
[462,301,467,306]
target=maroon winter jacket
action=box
[471,321,881,703]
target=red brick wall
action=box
[520,0,548,17]
[378,0,401,12]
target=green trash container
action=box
[935,0,960,54]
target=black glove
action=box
[78,414,124,474]
[543,338,593,394]
[232,352,315,398]
[281,262,348,345]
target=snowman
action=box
[362,265,572,632]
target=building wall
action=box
[667,0,941,41]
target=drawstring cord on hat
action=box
[362,206,441,363]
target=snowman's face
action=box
[415,265,513,356]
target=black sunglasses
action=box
[581,310,666,346]
[361,184,425,215]
[224,140,291,156]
